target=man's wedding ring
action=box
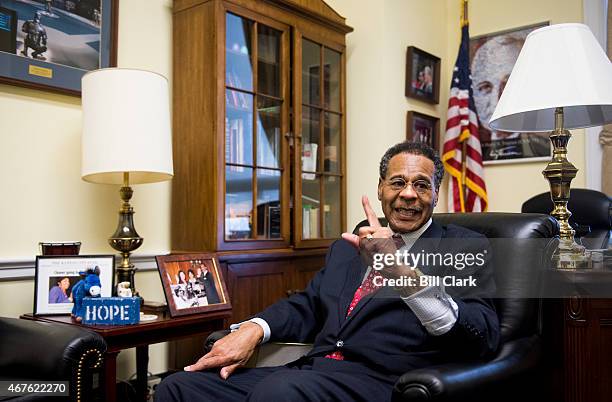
[366,234,374,240]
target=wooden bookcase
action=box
[171,0,352,330]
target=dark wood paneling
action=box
[545,298,612,402]
[226,260,293,322]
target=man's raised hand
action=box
[341,195,393,248]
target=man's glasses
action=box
[384,178,432,194]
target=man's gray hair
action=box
[379,141,444,190]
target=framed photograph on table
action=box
[0,0,118,96]
[406,111,439,150]
[405,46,440,104]
[470,22,551,164]
[34,255,115,315]
[156,254,231,318]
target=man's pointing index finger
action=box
[362,195,381,228]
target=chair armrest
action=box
[204,330,313,367]
[0,317,106,380]
[392,335,542,402]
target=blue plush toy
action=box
[71,266,102,322]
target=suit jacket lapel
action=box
[337,254,367,326]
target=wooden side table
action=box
[21,309,230,402]
[542,266,612,402]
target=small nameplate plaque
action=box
[28,65,53,79]
[83,297,140,325]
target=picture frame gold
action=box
[155,253,232,318]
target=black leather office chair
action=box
[0,317,106,402]
[522,188,611,249]
[206,212,559,402]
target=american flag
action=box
[442,22,488,212]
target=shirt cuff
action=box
[401,284,459,336]
[229,317,271,344]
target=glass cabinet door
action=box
[297,37,344,245]
[225,12,288,244]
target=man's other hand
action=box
[184,322,263,379]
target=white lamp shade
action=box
[489,23,612,132]
[81,68,173,185]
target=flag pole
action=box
[460,0,468,211]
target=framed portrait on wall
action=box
[405,46,440,104]
[470,22,552,164]
[0,0,118,96]
[34,255,115,315]
[156,254,231,317]
[406,111,439,150]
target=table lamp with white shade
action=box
[489,23,612,269]
[81,68,173,294]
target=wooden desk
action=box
[21,310,230,402]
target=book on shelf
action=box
[257,201,281,238]
[302,205,320,239]
[309,207,319,238]
[323,204,332,237]
[301,143,318,180]
[302,205,310,239]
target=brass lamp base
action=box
[109,173,144,295]
[543,108,592,270]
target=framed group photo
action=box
[34,255,114,315]
[0,0,118,95]
[405,46,440,104]
[469,22,551,164]
[406,111,439,150]
[156,253,231,317]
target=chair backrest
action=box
[522,189,611,230]
[522,189,611,249]
[354,212,559,343]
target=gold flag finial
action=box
[461,0,469,27]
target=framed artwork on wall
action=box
[406,111,439,150]
[405,46,440,104]
[34,255,115,315]
[470,22,552,164]
[0,0,118,96]
[156,253,231,318]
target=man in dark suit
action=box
[196,262,220,304]
[156,141,500,401]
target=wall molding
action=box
[0,253,166,281]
